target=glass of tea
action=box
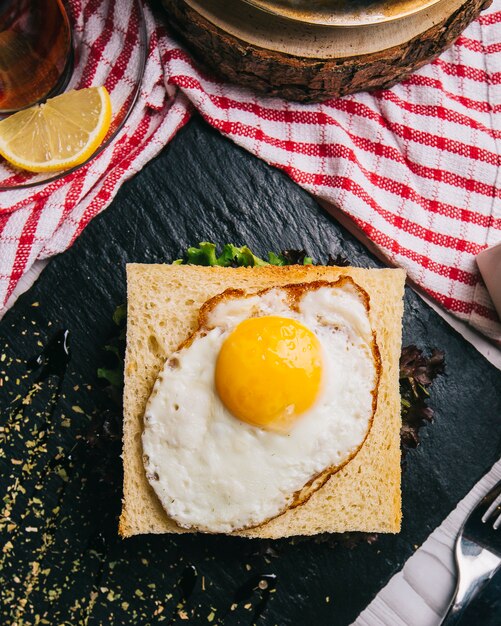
[0,0,147,191]
[0,0,73,113]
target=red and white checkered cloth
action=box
[1,0,500,342]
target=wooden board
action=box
[161,0,492,101]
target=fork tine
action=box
[494,513,501,530]
[482,492,501,523]
[481,481,501,524]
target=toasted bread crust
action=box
[120,264,405,538]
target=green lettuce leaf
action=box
[175,242,313,268]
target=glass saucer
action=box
[0,0,147,191]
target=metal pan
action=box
[242,0,444,26]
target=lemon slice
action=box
[0,87,112,173]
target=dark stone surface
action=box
[0,116,500,625]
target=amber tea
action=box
[0,0,72,113]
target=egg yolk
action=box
[215,316,323,432]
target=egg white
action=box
[142,282,377,533]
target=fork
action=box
[441,480,501,624]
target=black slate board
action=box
[1,116,501,626]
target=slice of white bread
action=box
[120,264,406,539]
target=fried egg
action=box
[142,278,380,533]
